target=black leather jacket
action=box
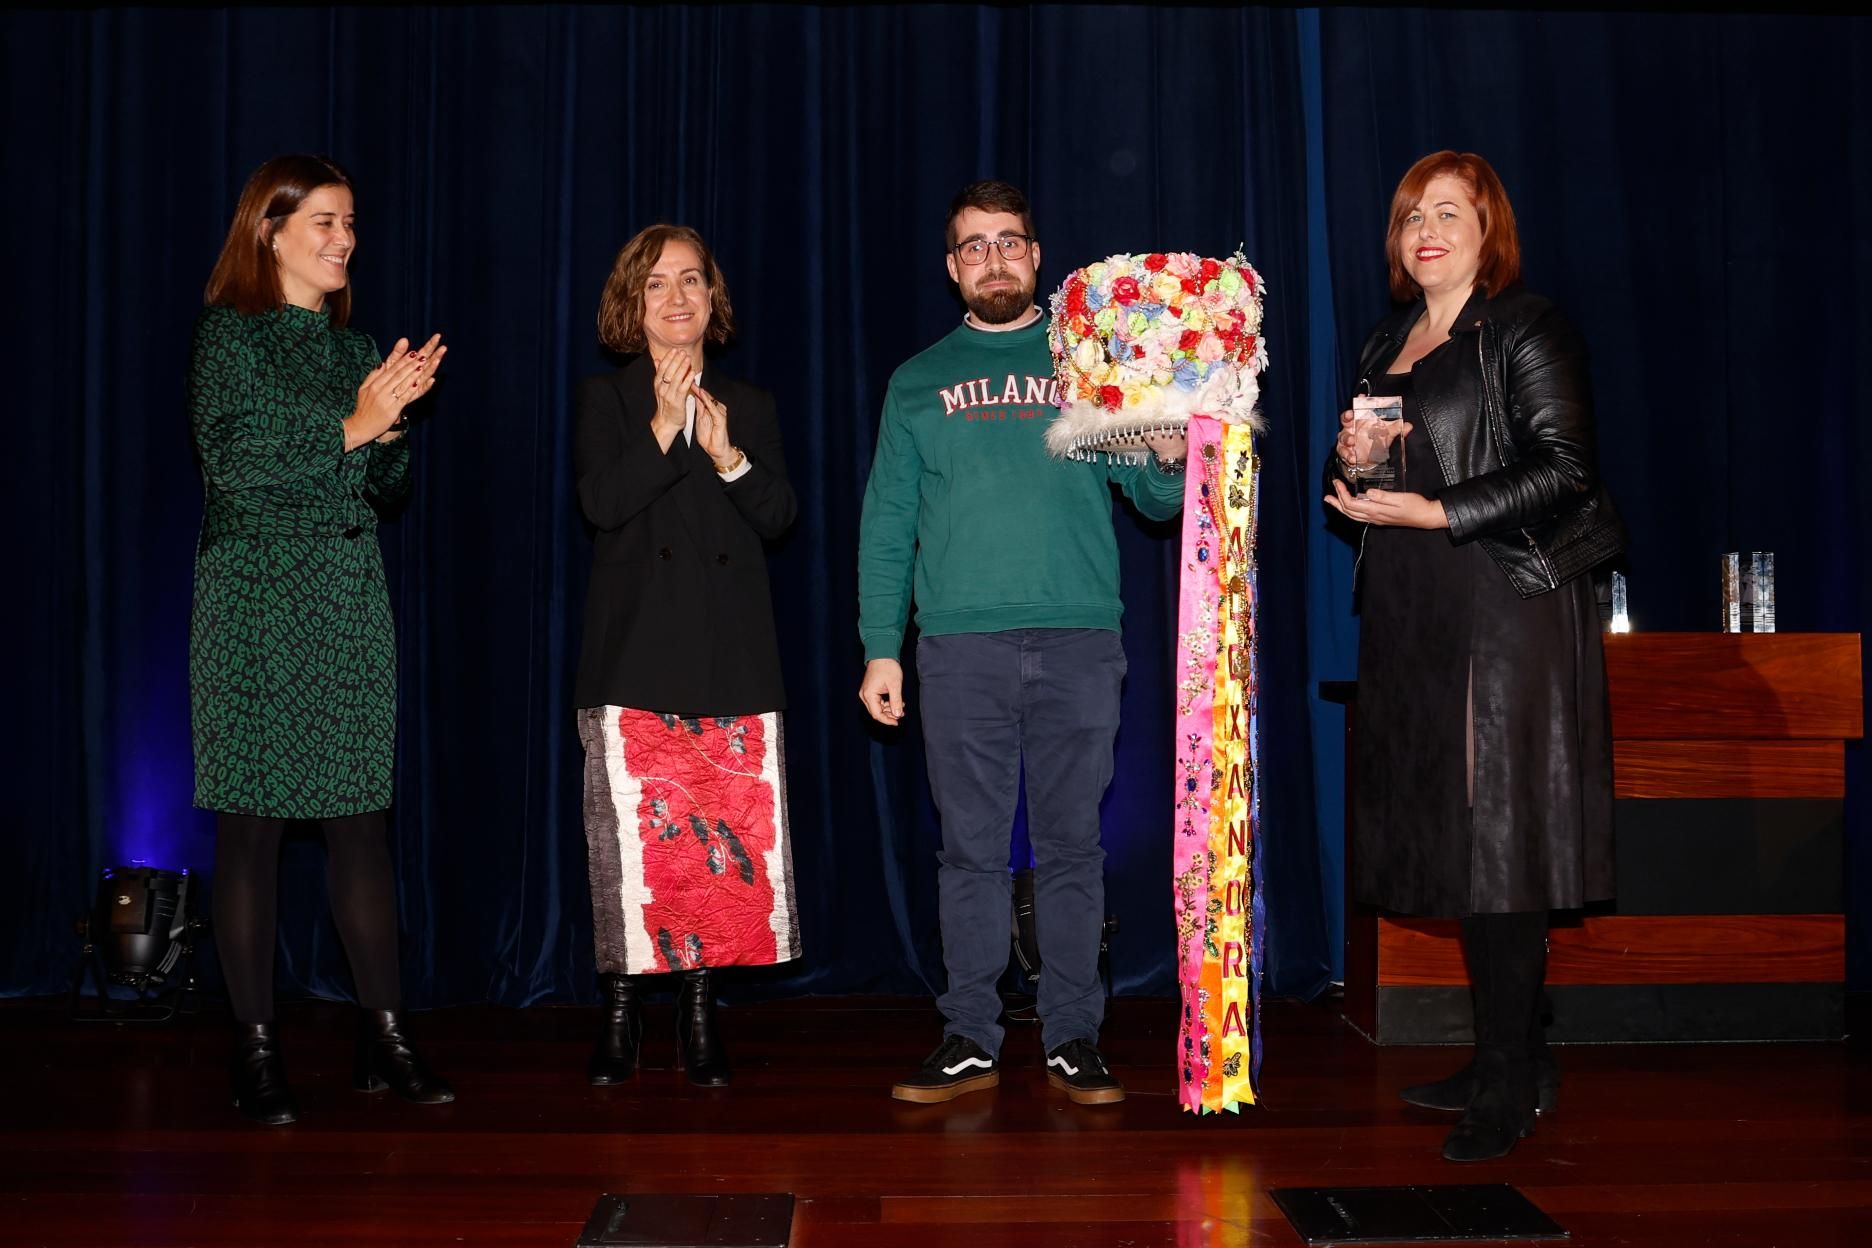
[1332,285,1627,597]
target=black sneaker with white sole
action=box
[890,1035,1000,1103]
[1045,1038,1125,1105]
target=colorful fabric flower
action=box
[1046,249,1269,460]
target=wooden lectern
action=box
[1334,632,1863,1044]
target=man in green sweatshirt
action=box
[857,180,1187,1106]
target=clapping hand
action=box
[346,333,444,451]
[651,351,697,448]
[692,379,734,467]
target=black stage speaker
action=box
[1008,868,1119,998]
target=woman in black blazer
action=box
[573,225,799,1088]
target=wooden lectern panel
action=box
[1338,633,1860,1042]
[1612,739,1845,798]
[1604,633,1863,740]
[1377,914,1845,987]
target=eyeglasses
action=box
[952,234,1034,265]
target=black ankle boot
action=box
[1441,1050,1536,1162]
[231,1022,298,1125]
[675,970,729,1087]
[588,974,643,1085]
[354,1009,456,1104]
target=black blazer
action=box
[573,355,796,715]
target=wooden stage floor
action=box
[3,994,1867,1247]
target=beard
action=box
[963,268,1036,324]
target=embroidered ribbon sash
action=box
[1173,415,1263,1114]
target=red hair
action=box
[204,154,354,326]
[1384,151,1521,302]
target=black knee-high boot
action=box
[1400,914,1495,1112]
[676,969,730,1087]
[1400,945,1559,1114]
[1530,985,1560,1110]
[1442,911,1546,1162]
[589,973,643,1084]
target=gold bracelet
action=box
[714,448,746,475]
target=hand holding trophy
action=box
[1340,393,1408,493]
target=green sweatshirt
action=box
[858,317,1185,663]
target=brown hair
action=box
[944,179,1036,249]
[596,224,735,354]
[204,154,354,325]
[1384,151,1521,302]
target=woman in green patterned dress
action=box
[189,154,451,1125]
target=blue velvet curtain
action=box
[5,6,1866,1007]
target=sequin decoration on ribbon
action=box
[1174,414,1262,1113]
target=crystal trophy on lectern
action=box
[1721,551,1776,633]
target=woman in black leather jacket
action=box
[1324,151,1626,1162]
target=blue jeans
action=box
[915,628,1127,1056]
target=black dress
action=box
[1350,347,1614,917]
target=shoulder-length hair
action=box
[204,154,355,326]
[1385,151,1521,302]
[596,224,735,354]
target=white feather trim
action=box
[1045,371,1263,460]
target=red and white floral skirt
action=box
[577,706,800,974]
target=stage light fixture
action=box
[71,862,204,1022]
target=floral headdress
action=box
[1046,250,1268,460]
